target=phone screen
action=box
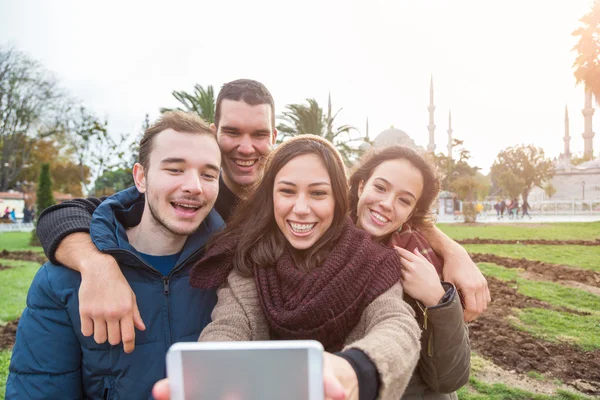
[180,348,311,399]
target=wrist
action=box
[421,284,446,307]
[79,252,117,275]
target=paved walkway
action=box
[437,214,600,224]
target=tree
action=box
[160,84,215,123]
[543,183,557,199]
[450,173,489,223]
[573,0,600,103]
[277,94,368,165]
[94,168,134,196]
[490,144,555,203]
[430,138,479,192]
[31,163,55,245]
[0,46,63,190]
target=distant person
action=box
[22,207,31,223]
[3,206,9,219]
[510,198,519,218]
[521,200,531,219]
[499,200,506,219]
[9,208,16,222]
[494,201,501,217]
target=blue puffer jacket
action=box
[6,187,223,399]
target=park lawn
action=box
[439,222,600,241]
[0,231,43,253]
[0,350,10,400]
[0,259,41,324]
[457,377,595,400]
[478,263,600,315]
[464,244,600,271]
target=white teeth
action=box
[174,203,199,209]
[235,159,256,167]
[290,222,315,232]
[371,211,388,223]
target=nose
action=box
[379,194,393,210]
[293,195,310,216]
[237,134,254,156]
[180,171,203,195]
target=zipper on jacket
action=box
[163,277,170,295]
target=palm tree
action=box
[277,94,369,165]
[160,84,215,123]
[573,1,600,102]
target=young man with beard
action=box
[6,112,224,398]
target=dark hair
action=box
[349,146,440,228]
[210,134,349,275]
[138,111,215,171]
[214,79,275,129]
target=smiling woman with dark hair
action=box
[191,135,422,400]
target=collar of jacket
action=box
[89,186,224,271]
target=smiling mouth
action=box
[370,210,390,225]
[288,221,317,236]
[171,201,202,215]
[233,159,258,167]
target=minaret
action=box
[564,105,571,159]
[447,110,453,160]
[582,88,595,158]
[427,75,436,153]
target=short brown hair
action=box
[214,79,275,129]
[211,134,349,275]
[138,111,216,170]
[349,146,440,228]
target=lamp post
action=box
[582,181,586,201]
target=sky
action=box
[0,0,597,173]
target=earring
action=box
[397,224,403,232]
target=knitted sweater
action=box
[200,271,422,400]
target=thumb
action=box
[324,375,346,400]
[133,303,146,331]
[152,378,170,400]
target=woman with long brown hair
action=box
[349,146,470,400]
[191,135,422,400]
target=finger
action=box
[152,378,171,400]
[323,375,346,400]
[133,303,146,331]
[121,315,136,353]
[394,246,418,262]
[93,319,108,344]
[107,318,122,346]
[81,316,94,337]
[485,285,492,304]
[461,290,478,322]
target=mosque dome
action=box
[373,126,424,152]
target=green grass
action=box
[527,371,546,381]
[511,308,600,351]
[0,232,43,253]
[479,263,600,315]
[0,350,11,400]
[457,377,595,399]
[465,244,600,271]
[0,259,40,324]
[439,222,600,241]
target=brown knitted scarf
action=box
[190,219,402,352]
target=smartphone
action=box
[166,340,324,400]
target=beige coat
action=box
[200,270,422,400]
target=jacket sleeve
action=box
[414,282,471,393]
[199,272,270,342]
[36,197,106,264]
[343,282,422,400]
[5,265,83,400]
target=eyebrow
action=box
[277,180,331,187]
[160,158,220,173]
[373,177,417,200]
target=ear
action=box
[357,180,365,198]
[271,128,278,145]
[132,163,147,193]
[209,123,217,133]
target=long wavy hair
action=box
[349,146,440,228]
[209,134,350,275]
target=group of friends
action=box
[5,79,491,400]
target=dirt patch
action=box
[0,263,12,271]
[471,253,600,287]
[0,249,46,264]
[459,238,600,246]
[470,277,600,394]
[0,318,19,350]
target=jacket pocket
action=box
[102,376,115,400]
